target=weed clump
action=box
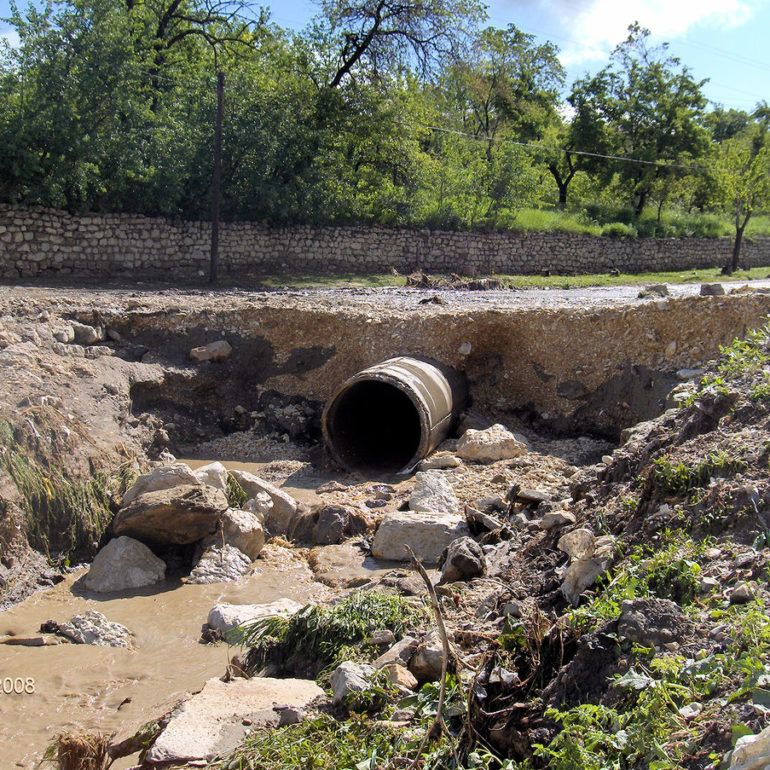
[0,417,131,561]
[651,451,747,498]
[239,590,426,678]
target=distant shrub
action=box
[601,222,638,238]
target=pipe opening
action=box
[324,380,422,474]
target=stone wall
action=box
[2,205,769,278]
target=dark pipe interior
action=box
[326,380,422,473]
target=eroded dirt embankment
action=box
[2,283,770,769]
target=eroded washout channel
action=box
[1,283,770,768]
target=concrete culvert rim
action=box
[322,357,463,476]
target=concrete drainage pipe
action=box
[322,356,466,475]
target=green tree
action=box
[714,112,770,274]
[573,23,709,218]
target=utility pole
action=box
[209,71,224,284]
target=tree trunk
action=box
[723,213,750,276]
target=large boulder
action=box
[193,461,228,492]
[122,463,201,506]
[144,677,323,765]
[371,511,470,565]
[202,509,265,560]
[439,537,486,583]
[83,536,166,593]
[114,484,228,545]
[207,599,304,635]
[229,470,298,536]
[456,424,528,463]
[409,471,460,513]
[187,544,252,584]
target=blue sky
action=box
[2,0,768,111]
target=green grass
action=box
[258,266,770,291]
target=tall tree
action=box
[573,23,709,218]
[714,110,770,274]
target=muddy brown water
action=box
[0,462,334,768]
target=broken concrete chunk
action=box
[207,599,304,635]
[144,677,323,765]
[457,423,528,463]
[372,511,470,565]
[409,470,459,514]
[114,484,228,545]
[122,463,202,506]
[83,536,166,593]
[189,339,232,362]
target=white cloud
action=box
[494,0,764,66]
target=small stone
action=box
[330,661,374,705]
[383,662,418,691]
[538,510,576,530]
[700,283,725,296]
[439,537,486,583]
[367,629,396,647]
[70,321,105,345]
[501,601,523,618]
[419,452,461,471]
[457,424,528,463]
[730,582,754,604]
[409,471,459,514]
[190,340,232,362]
[678,702,703,720]
[699,576,719,593]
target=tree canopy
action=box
[0,3,767,245]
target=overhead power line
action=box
[418,123,709,173]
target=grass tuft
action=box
[238,590,426,677]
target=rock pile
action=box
[82,461,298,591]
